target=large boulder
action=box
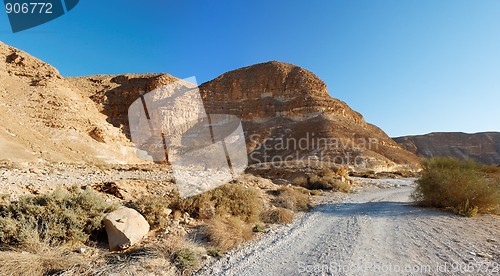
[103,206,150,251]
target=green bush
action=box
[0,186,117,246]
[174,248,198,269]
[412,158,499,216]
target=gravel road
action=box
[198,179,499,276]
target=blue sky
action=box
[0,0,499,137]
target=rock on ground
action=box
[103,206,150,251]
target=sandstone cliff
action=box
[394,132,500,165]
[199,61,421,172]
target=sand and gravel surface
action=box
[198,179,499,276]
[0,163,174,200]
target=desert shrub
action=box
[296,170,351,192]
[174,248,198,269]
[480,165,500,181]
[480,165,500,174]
[207,248,224,258]
[0,244,88,276]
[127,195,175,229]
[175,184,263,223]
[260,208,293,224]
[205,216,253,251]
[272,187,311,212]
[143,236,205,273]
[0,186,117,246]
[412,158,499,216]
[310,189,322,196]
[292,176,308,187]
[252,223,266,233]
[309,174,351,192]
[334,165,349,178]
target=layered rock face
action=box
[199,62,421,172]
[394,132,500,165]
[67,73,180,138]
[199,61,364,124]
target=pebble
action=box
[477,252,493,259]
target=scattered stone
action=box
[477,252,493,259]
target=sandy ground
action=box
[197,179,499,276]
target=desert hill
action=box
[0,41,141,164]
[394,132,500,165]
[1,42,420,171]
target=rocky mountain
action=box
[198,61,421,172]
[1,42,420,171]
[394,132,500,165]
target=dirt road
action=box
[198,179,499,275]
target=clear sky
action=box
[1,0,499,137]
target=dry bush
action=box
[252,223,266,233]
[272,187,310,212]
[334,165,349,178]
[0,242,88,276]
[260,208,293,224]
[93,246,174,275]
[480,165,500,180]
[412,158,499,216]
[205,216,253,251]
[174,248,198,269]
[294,170,351,192]
[94,237,204,275]
[310,190,322,196]
[0,186,117,246]
[292,176,308,187]
[127,195,175,229]
[175,184,263,223]
[308,171,351,192]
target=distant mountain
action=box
[394,132,500,165]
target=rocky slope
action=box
[394,132,500,165]
[0,41,142,164]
